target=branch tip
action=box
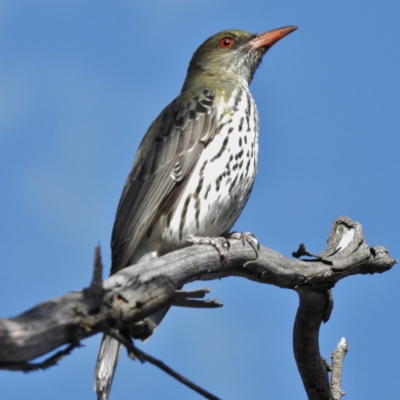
[0,340,81,372]
[90,245,104,291]
[103,327,221,400]
[329,337,349,400]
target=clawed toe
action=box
[227,231,260,251]
[186,232,258,263]
[186,235,230,263]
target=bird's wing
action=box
[110,88,218,274]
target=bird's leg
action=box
[226,231,260,253]
[186,234,230,263]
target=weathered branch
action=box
[294,287,333,399]
[330,337,349,400]
[104,327,221,400]
[0,216,396,399]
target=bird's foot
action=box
[186,234,230,263]
[227,231,260,252]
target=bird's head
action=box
[183,26,297,90]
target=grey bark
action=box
[0,216,396,399]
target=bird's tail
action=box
[93,306,171,399]
[94,334,122,400]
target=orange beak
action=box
[250,26,297,50]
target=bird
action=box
[94,25,297,399]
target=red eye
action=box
[219,37,234,49]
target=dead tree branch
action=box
[330,337,349,400]
[0,216,396,400]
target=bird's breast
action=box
[160,86,259,246]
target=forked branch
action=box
[0,216,396,400]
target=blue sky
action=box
[1,1,399,399]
